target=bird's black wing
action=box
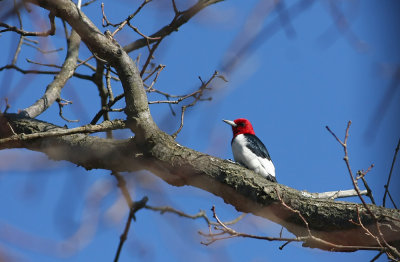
[266,174,277,183]
[243,134,272,160]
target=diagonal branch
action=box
[20,30,81,118]
[383,138,400,208]
[123,0,224,53]
[28,0,158,138]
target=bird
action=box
[223,118,276,182]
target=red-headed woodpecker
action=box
[223,118,276,182]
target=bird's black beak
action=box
[223,119,237,127]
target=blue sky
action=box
[0,0,399,261]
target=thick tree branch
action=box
[27,0,157,137]
[0,114,126,149]
[1,114,399,253]
[1,114,137,171]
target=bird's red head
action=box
[223,118,255,137]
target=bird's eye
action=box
[238,123,245,127]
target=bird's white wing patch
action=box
[258,157,276,178]
[231,134,275,178]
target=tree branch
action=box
[301,189,368,199]
[20,30,81,118]
[123,0,224,53]
[28,0,158,138]
[1,114,399,253]
[0,13,55,36]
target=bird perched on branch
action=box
[223,118,276,182]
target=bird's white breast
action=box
[231,134,276,178]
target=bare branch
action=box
[11,0,24,65]
[140,40,162,77]
[360,176,376,205]
[26,59,62,69]
[57,98,79,123]
[301,189,368,200]
[76,58,119,81]
[0,116,126,149]
[126,22,161,41]
[20,30,81,118]
[327,122,400,259]
[102,0,153,37]
[123,0,224,53]
[383,138,400,208]
[23,41,64,54]
[0,64,92,80]
[171,71,222,138]
[370,251,384,262]
[81,0,98,8]
[0,13,56,36]
[145,204,245,227]
[114,195,148,262]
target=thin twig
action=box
[11,0,24,65]
[113,196,148,262]
[57,98,79,123]
[123,0,224,53]
[140,40,162,77]
[0,13,55,36]
[22,37,39,44]
[76,58,119,81]
[145,204,246,227]
[0,64,93,81]
[111,172,133,206]
[355,163,376,204]
[171,0,180,15]
[127,22,161,40]
[370,251,384,262]
[143,64,165,83]
[3,98,10,114]
[26,59,62,69]
[326,122,400,259]
[102,0,153,37]
[106,66,114,102]
[75,55,94,68]
[357,164,374,180]
[279,241,292,250]
[360,176,376,205]
[81,0,98,7]
[23,41,63,54]
[90,94,125,125]
[171,71,224,138]
[386,191,398,210]
[111,172,148,262]
[383,138,400,207]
